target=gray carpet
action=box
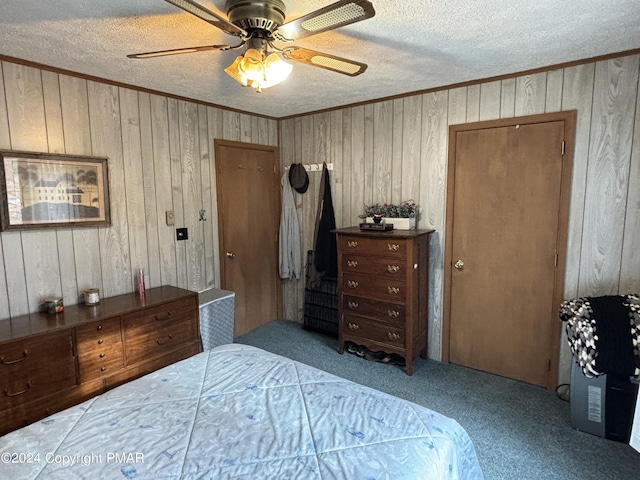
[235,319,640,480]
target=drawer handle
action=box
[0,350,28,365]
[347,301,359,310]
[348,322,360,330]
[100,366,107,372]
[388,332,401,341]
[387,265,400,273]
[97,339,104,345]
[387,286,400,295]
[96,325,103,331]
[347,241,358,248]
[388,243,400,252]
[154,313,172,321]
[156,334,173,345]
[3,382,31,397]
[347,280,359,288]
[99,353,106,358]
[388,309,400,318]
[347,260,358,268]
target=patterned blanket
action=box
[559,294,640,378]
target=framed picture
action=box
[0,150,111,231]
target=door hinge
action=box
[548,359,551,371]
[554,253,558,267]
[561,141,565,155]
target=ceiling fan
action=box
[128,0,376,92]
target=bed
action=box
[0,344,483,479]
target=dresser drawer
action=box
[343,294,406,326]
[76,317,122,350]
[79,347,125,381]
[0,330,76,409]
[343,273,406,303]
[340,235,408,259]
[341,254,407,278]
[0,388,88,436]
[123,297,198,365]
[343,314,406,348]
[78,343,124,382]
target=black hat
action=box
[288,163,309,194]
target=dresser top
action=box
[0,286,197,343]
[332,226,435,238]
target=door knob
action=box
[454,259,464,270]
[226,252,235,259]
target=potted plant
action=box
[360,200,418,230]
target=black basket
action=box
[303,250,338,338]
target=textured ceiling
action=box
[0,0,639,119]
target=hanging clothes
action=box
[560,294,640,378]
[279,171,302,279]
[313,162,337,278]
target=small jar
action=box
[84,288,100,305]
[44,297,64,314]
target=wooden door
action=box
[215,140,281,336]
[444,112,575,389]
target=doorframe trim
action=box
[442,111,577,390]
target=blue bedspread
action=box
[0,344,483,479]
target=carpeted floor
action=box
[235,319,640,480]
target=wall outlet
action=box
[176,228,188,241]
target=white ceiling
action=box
[0,0,639,119]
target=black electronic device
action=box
[359,222,393,231]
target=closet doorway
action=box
[215,139,281,336]
[443,112,576,389]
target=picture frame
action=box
[0,150,111,231]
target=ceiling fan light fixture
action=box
[225,48,291,92]
[263,52,293,83]
[224,56,250,87]
[238,48,264,81]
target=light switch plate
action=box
[176,228,188,241]
[166,211,175,226]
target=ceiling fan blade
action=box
[274,0,375,41]
[283,47,367,77]
[164,0,246,37]
[127,44,231,59]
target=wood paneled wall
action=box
[280,53,640,383]
[0,60,277,319]
[2,53,638,385]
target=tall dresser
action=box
[334,227,434,375]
